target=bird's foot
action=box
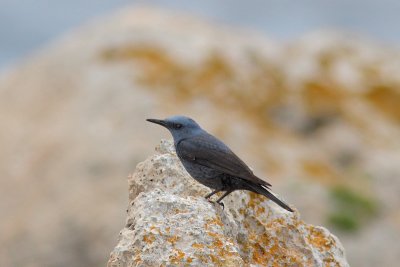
[216,201,225,210]
[206,199,225,210]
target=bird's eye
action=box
[174,123,182,129]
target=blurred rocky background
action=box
[1,2,399,267]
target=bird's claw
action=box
[206,199,225,210]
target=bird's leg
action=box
[215,190,233,210]
[205,189,222,200]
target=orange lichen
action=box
[208,241,239,265]
[204,228,241,265]
[196,254,210,264]
[207,231,223,239]
[307,226,335,252]
[256,205,266,216]
[205,217,224,231]
[169,249,186,265]
[323,256,341,267]
[142,234,155,244]
[100,45,285,131]
[239,208,246,216]
[365,85,400,121]
[167,235,180,245]
[211,238,223,249]
[210,217,224,226]
[248,192,264,210]
[239,223,273,264]
[191,243,205,249]
[302,160,340,184]
[209,254,220,265]
[186,256,193,263]
[238,216,312,266]
[252,240,305,266]
[302,81,344,114]
[251,242,268,264]
[129,249,143,266]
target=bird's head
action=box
[146,115,203,141]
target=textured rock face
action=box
[108,140,349,266]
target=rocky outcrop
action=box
[108,140,349,266]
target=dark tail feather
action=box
[248,184,294,212]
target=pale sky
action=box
[0,0,399,69]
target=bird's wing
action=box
[177,134,271,187]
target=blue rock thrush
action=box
[147,115,293,212]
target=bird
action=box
[146,115,293,212]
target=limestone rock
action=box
[108,140,349,266]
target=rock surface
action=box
[108,140,349,267]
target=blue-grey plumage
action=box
[146,115,293,212]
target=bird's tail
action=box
[248,183,294,212]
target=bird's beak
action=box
[146,118,168,127]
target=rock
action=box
[108,140,349,266]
